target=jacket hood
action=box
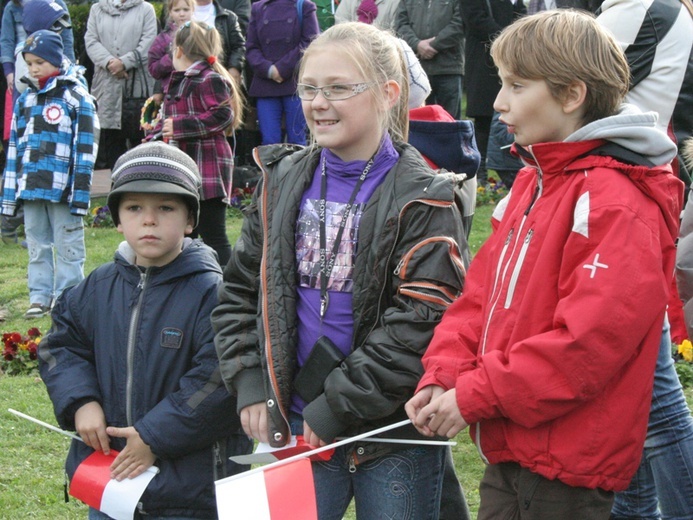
[98,0,144,15]
[567,103,677,166]
[23,0,69,34]
[408,105,481,178]
[517,107,683,246]
[115,238,222,280]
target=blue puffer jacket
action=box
[39,239,251,518]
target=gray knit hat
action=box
[108,142,202,227]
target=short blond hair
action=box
[490,10,630,125]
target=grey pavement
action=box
[91,169,111,198]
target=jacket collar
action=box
[179,61,211,77]
[513,139,607,176]
[255,142,460,208]
[99,0,144,14]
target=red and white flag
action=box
[229,435,334,465]
[69,451,158,520]
[216,458,317,520]
[217,419,417,519]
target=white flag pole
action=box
[217,418,427,486]
[8,408,83,442]
[352,437,455,446]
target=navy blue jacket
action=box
[39,239,251,518]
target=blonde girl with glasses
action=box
[213,22,469,519]
[148,20,244,266]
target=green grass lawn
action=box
[1,203,691,519]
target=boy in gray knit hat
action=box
[108,141,202,228]
[39,141,252,519]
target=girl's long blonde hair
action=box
[298,22,409,143]
[175,20,245,130]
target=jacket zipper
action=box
[480,223,522,356]
[255,148,291,444]
[481,159,543,354]
[213,441,225,481]
[504,229,534,309]
[348,455,357,473]
[475,150,543,462]
[126,269,149,426]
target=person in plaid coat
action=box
[1,30,99,319]
[150,20,243,266]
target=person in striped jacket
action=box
[597,2,693,518]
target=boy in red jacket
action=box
[406,10,684,519]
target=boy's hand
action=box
[106,426,156,481]
[406,385,445,436]
[75,401,111,454]
[240,402,269,443]
[411,387,468,439]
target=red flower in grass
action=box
[1,328,42,375]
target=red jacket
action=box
[419,138,683,491]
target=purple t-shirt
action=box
[292,136,399,413]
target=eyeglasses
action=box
[296,82,375,101]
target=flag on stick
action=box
[7,408,158,520]
[229,435,334,465]
[216,419,415,519]
[8,408,82,441]
[69,450,158,520]
[229,434,455,465]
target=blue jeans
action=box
[290,414,445,519]
[88,508,197,520]
[23,200,85,307]
[612,319,693,520]
[256,95,307,145]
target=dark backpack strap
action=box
[586,142,656,168]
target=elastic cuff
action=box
[302,394,348,443]
[234,367,266,414]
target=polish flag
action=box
[229,435,334,465]
[216,458,317,519]
[69,451,158,520]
